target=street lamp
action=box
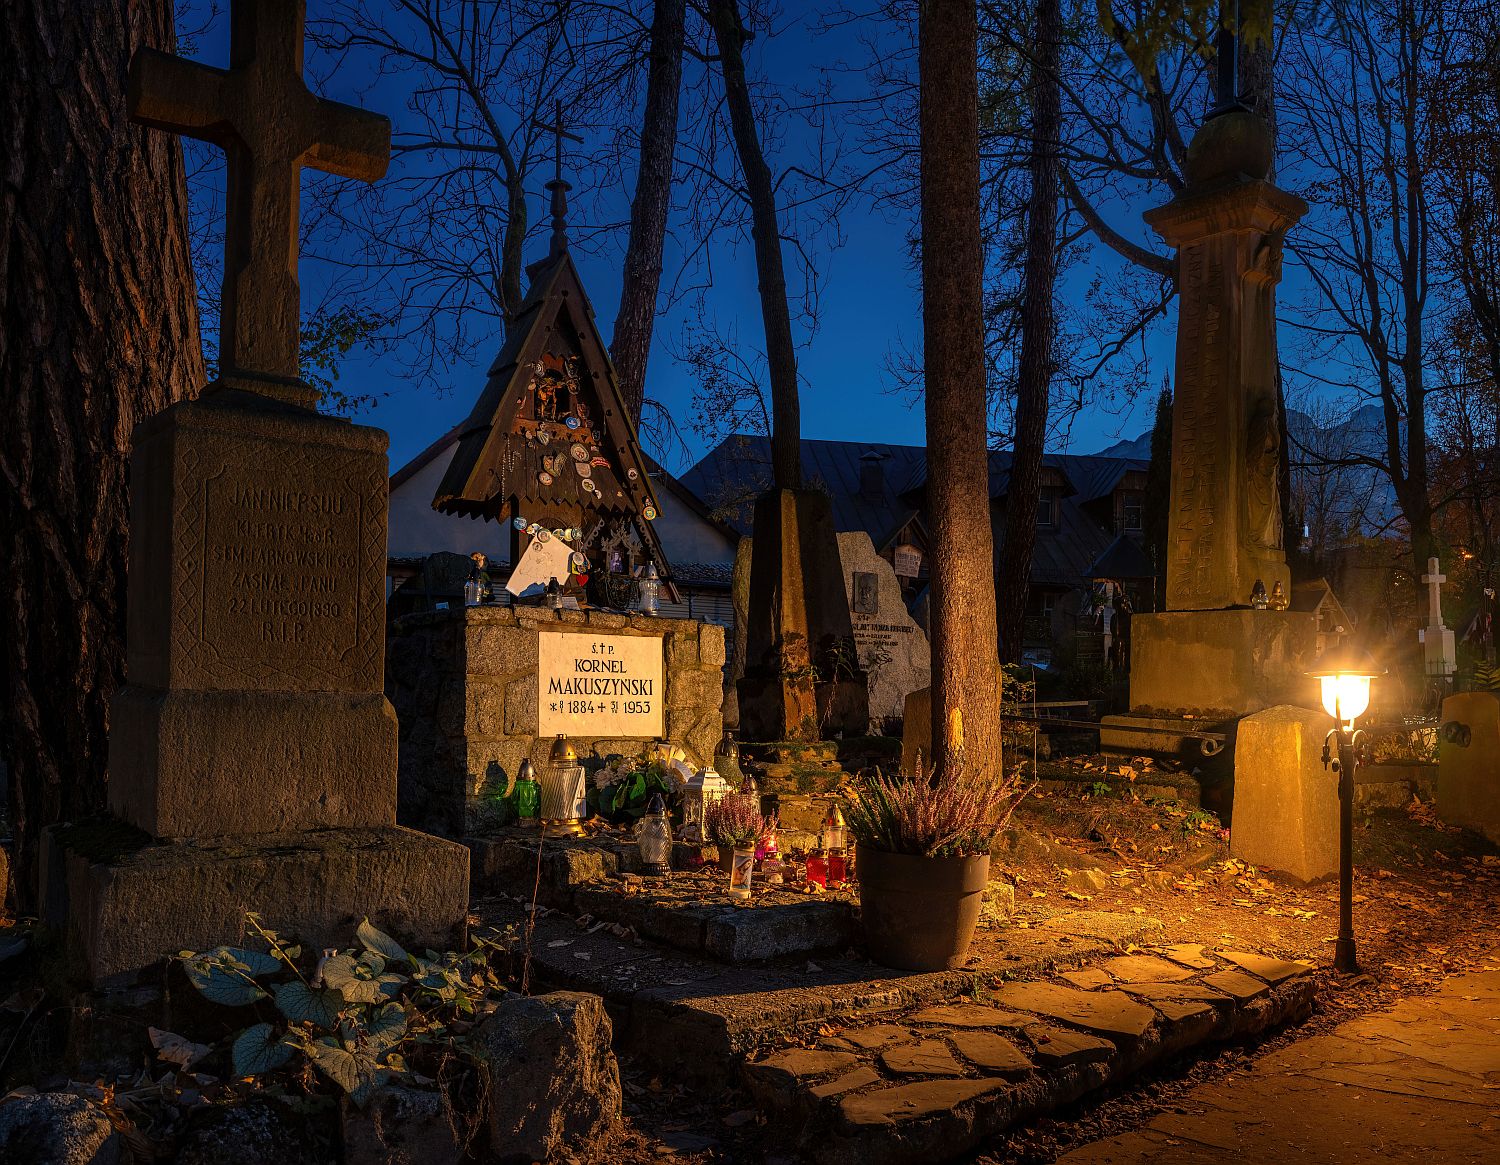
[1306,643,1385,973]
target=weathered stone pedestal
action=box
[737,489,869,740]
[1101,610,1320,757]
[1229,705,1337,882]
[45,389,468,986]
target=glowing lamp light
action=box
[1306,644,1383,727]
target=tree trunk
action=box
[920,0,1002,782]
[708,0,801,489]
[0,0,204,909]
[610,0,685,425]
[996,0,1061,664]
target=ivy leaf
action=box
[304,1036,382,1099]
[231,1023,294,1078]
[362,1003,408,1053]
[181,953,268,1007]
[322,953,404,1004]
[356,918,410,965]
[273,980,344,1029]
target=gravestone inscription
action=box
[537,631,665,739]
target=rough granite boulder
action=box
[342,1083,464,1165]
[478,991,622,1162]
[0,1093,121,1165]
[174,1099,320,1165]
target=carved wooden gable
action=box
[433,249,674,592]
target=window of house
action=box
[1121,490,1144,533]
[1036,489,1057,530]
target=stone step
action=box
[741,944,1317,1165]
[569,873,856,965]
[475,898,1165,1086]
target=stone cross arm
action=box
[129,51,389,183]
[127,0,390,401]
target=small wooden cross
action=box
[532,100,582,257]
[129,0,390,405]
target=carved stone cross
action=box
[128,0,389,406]
[1423,556,1447,629]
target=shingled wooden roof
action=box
[433,245,676,598]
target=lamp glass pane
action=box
[1319,674,1370,723]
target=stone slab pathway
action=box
[743,944,1317,1164]
[1058,967,1500,1165]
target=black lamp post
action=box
[1306,644,1384,974]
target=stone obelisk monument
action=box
[1103,21,1322,753]
[43,0,467,985]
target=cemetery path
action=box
[1051,954,1500,1165]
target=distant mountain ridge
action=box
[1087,403,1400,541]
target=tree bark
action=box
[0,0,204,909]
[708,0,801,489]
[920,0,1002,782]
[996,0,1062,664]
[610,0,686,425]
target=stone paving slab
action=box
[880,1039,966,1077]
[741,942,1319,1165]
[995,984,1158,1040]
[1057,969,1500,1165]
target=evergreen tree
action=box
[1142,380,1173,610]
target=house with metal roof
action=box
[680,434,1152,656]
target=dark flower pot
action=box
[855,844,989,971]
[716,843,734,873]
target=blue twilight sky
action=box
[180,2,1181,478]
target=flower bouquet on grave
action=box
[705,793,771,897]
[589,754,675,825]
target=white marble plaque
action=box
[537,631,664,738]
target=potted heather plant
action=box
[704,793,766,895]
[843,731,1027,971]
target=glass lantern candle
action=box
[513,759,540,827]
[728,847,755,900]
[823,804,848,853]
[539,735,588,836]
[636,562,661,615]
[679,766,731,843]
[715,729,740,772]
[805,849,828,889]
[636,793,673,877]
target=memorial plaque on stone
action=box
[538,631,665,738]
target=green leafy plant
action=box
[1089,780,1113,798]
[174,913,510,1108]
[842,753,1030,859]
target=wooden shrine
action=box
[433,154,676,602]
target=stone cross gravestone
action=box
[1421,557,1456,679]
[46,0,467,985]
